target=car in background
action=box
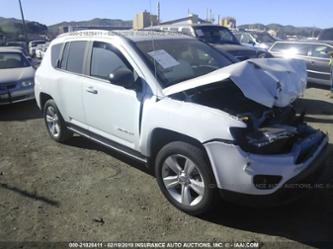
[148,24,271,60]
[318,28,333,41]
[0,47,35,105]
[28,40,46,57]
[35,42,50,59]
[269,40,333,86]
[5,41,29,56]
[233,30,277,50]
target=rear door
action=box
[56,41,89,129]
[307,44,332,84]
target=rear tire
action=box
[43,99,72,143]
[155,141,217,215]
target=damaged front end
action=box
[166,58,326,159]
[172,79,327,161]
[230,110,326,162]
[166,58,327,198]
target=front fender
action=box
[139,97,246,156]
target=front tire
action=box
[43,99,72,143]
[155,141,217,215]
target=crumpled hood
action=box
[0,66,35,83]
[163,58,307,108]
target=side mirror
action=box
[109,68,136,90]
[28,57,38,69]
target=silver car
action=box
[269,40,333,86]
[0,47,35,105]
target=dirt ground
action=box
[0,86,333,249]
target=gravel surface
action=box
[0,87,333,248]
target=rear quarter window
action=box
[51,43,62,68]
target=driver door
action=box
[82,41,142,149]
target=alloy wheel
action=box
[161,154,206,207]
[45,106,60,138]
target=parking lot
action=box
[0,86,332,248]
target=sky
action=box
[1,0,332,28]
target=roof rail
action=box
[55,29,191,41]
[58,29,127,39]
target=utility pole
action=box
[18,0,28,44]
[157,1,160,25]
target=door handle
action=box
[86,87,98,94]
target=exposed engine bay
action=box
[171,80,326,159]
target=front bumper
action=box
[219,142,328,207]
[0,88,35,105]
[204,132,328,197]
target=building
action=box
[159,14,210,27]
[220,17,236,29]
[268,29,278,38]
[0,32,6,46]
[133,11,158,30]
[58,26,73,34]
[58,25,130,34]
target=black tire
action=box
[43,99,72,143]
[155,141,217,215]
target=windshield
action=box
[0,52,30,69]
[135,39,232,88]
[234,32,254,44]
[252,33,276,43]
[193,26,239,45]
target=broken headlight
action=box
[230,125,298,154]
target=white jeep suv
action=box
[35,30,328,214]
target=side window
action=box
[293,44,310,56]
[270,43,309,56]
[90,42,132,81]
[310,45,332,58]
[240,33,251,44]
[66,41,87,74]
[270,43,289,52]
[51,43,62,68]
[219,29,236,43]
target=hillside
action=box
[0,17,47,38]
[0,17,132,39]
[238,23,321,38]
[0,16,322,40]
[48,18,132,34]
